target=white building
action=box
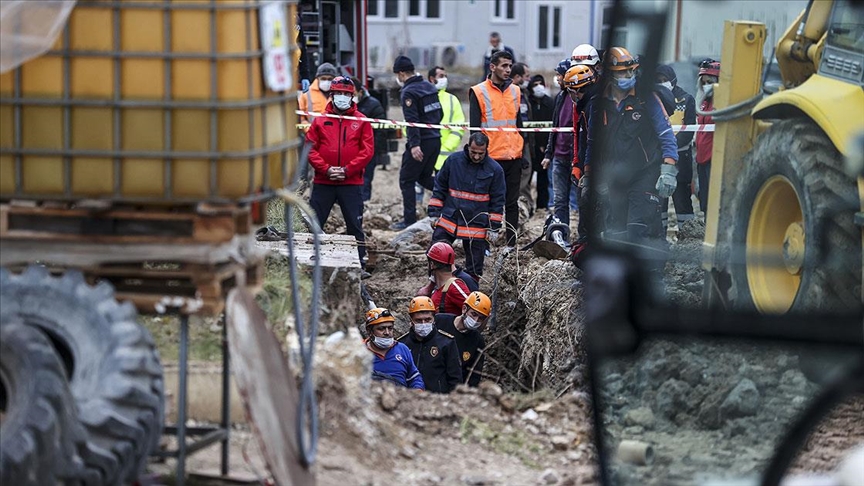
[365,0,614,76]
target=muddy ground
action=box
[144,108,862,484]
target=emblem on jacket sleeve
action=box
[430,346,439,357]
[462,351,471,362]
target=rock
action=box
[478,381,503,399]
[623,426,644,435]
[535,402,554,413]
[498,394,516,412]
[697,387,729,430]
[655,379,691,419]
[380,387,398,411]
[551,435,573,451]
[540,468,560,484]
[521,408,539,421]
[400,446,416,459]
[779,369,809,393]
[623,407,656,429]
[720,378,760,419]
[462,475,495,485]
[455,384,479,395]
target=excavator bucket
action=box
[226,287,315,486]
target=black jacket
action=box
[398,327,462,393]
[400,75,443,147]
[671,84,697,149]
[529,93,555,160]
[356,91,388,155]
[435,313,485,387]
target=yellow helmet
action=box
[606,46,639,71]
[464,291,492,317]
[562,64,596,90]
[408,296,436,314]
[365,307,395,327]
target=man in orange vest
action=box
[469,50,524,248]
[298,63,337,124]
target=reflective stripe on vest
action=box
[449,189,490,202]
[472,80,523,160]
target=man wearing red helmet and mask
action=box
[306,76,375,273]
[695,59,720,215]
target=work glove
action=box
[578,174,588,190]
[301,79,310,92]
[655,164,678,199]
[430,217,439,230]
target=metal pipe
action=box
[220,311,230,475]
[177,314,189,486]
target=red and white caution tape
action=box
[295,110,715,133]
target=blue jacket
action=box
[428,146,506,238]
[368,341,425,389]
[400,75,443,148]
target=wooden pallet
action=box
[0,202,250,245]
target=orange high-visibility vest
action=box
[471,79,523,161]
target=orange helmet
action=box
[606,47,639,71]
[464,291,492,317]
[562,64,596,90]
[408,296,436,314]
[365,307,395,327]
[426,241,455,265]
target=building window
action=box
[538,5,561,50]
[384,0,399,18]
[600,5,627,49]
[493,0,515,21]
[407,0,440,19]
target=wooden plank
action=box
[256,233,362,269]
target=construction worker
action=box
[582,47,679,277]
[298,62,337,123]
[429,66,465,171]
[391,55,444,230]
[435,291,491,387]
[656,64,697,225]
[306,77,375,272]
[419,241,473,315]
[470,50,524,248]
[541,59,578,229]
[428,132,506,279]
[695,59,720,216]
[527,75,555,212]
[365,308,425,389]
[398,297,462,394]
[482,32,516,80]
[351,77,388,202]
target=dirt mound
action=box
[664,218,706,307]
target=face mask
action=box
[318,80,331,92]
[414,323,433,337]
[520,80,529,89]
[616,76,637,91]
[352,95,359,104]
[532,85,547,97]
[373,336,394,349]
[464,315,481,331]
[702,84,714,96]
[435,77,448,91]
[658,81,673,91]
[553,77,561,88]
[396,77,404,87]
[333,94,352,110]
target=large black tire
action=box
[727,119,862,313]
[0,266,164,485]
[0,322,100,485]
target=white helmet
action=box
[571,44,600,66]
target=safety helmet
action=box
[408,296,436,314]
[365,307,395,327]
[606,47,639,71]
[426,241,455,265]
[698,59,721,77]
[571,44,600,66]
[329,76,356,95]
[562,64,596,90]
[554,58,572,76]
[463,291,492,317]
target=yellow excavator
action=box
[703,0,864,314]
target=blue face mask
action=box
[616,76,637,91]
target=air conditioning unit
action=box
[432,42,465,68]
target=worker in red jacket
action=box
[695,59,719,216]
[306,76,375,269]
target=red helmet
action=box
[698,59,721,77]
[426,241,455,265]
[329,76,356,94]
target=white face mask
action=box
[553,77,561,88]
[702,84,714,96]
[520,80,529,89]
[413,323,434,337]
[532,85,547,97]
[435,77,448,91]
[333,94,352,110]
[464,315,481,331]
[318,79,332,92]
[658,81,673,91]
[373,336,394,349]
[396,76,404,87]
[352,95,359,104]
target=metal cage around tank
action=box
[0,0,302,204]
